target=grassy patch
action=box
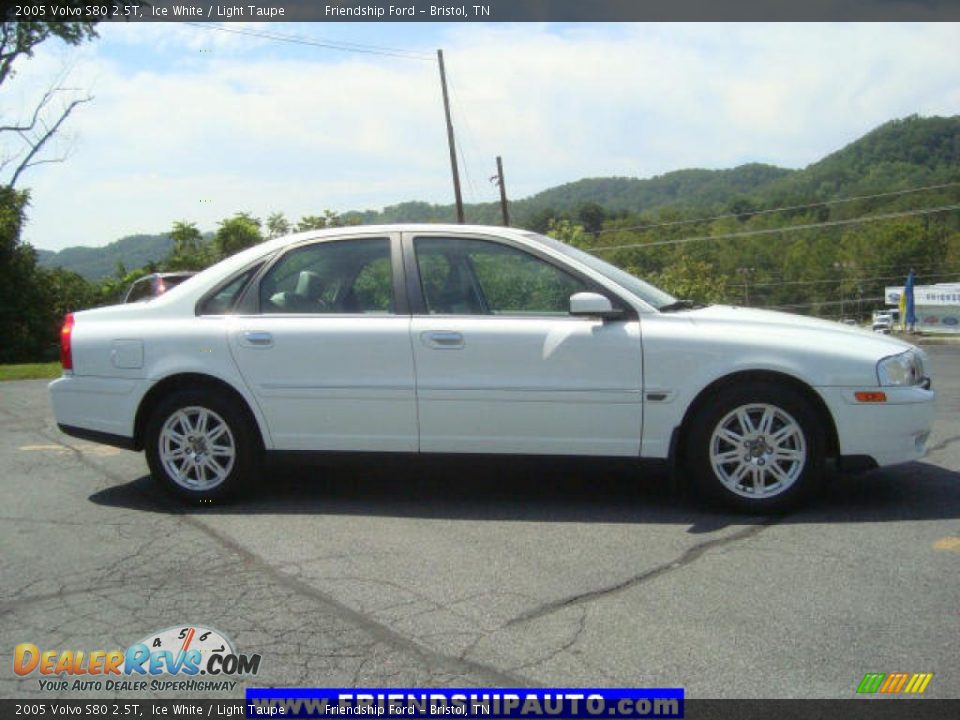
[0,362,62,381]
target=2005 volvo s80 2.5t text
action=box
[50,225,934,511]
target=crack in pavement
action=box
[36,428,134,488]
[32,426,531,687]
[510,607,588,673]
[926,434,960,454]
[0,581,147,614]
[504,518,780,628]
[178,512,532,686]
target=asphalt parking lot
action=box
[1,345,958,700]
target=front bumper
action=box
[816,384,935,467]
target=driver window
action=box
[414,237,588,316]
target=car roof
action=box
[271,223,531,244]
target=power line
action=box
[756,296,886,310]
[744,270,960,290]
[456,136,479,204]
[183,22,433,61]
[592,180,960,237]
[445,62,488,204]
[446,58,492,200]
[586,203,960,253]
[714,259,960,284]
[744,265,954,285]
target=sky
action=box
[4,21,959,252]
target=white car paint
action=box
[411,315,642,455]
[49,224,934,482]
[228,315,418,452]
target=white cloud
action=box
[10,22,960,251]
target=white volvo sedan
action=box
[49,225,934,511]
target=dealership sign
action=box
[885,282,960,306]
[885,282,960,333]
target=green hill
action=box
[36,114,960,279]
[37,233,173,280]
[752,115,960,214]
[345,163,794,228]
[526,164,795,213]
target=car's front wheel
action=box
[685,382,826,512]
[145,390,258,503]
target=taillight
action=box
[60,313,74,371]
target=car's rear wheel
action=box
[145,390,258,503]
[685,382,825,512]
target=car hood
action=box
[683,305,915,356]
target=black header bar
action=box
[10,0,960,23]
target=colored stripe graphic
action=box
[857,673,885,694]
[857,672,933,694]
[904,673,934,694]
[880,672,909,693]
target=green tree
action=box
[166,220,210,270]
[545,218,592,249]
[42,266,97,324]
[0,19,100,86]
[0,16,102,360]
[576,202,608,233]
[266,211,290,239]
[0,186,48,361]
[214,213,262,259]
[648,254,729,305]
[296,209,348,232]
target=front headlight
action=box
[877,350,925,386]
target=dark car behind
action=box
[123,272,196,303]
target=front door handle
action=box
[421,330,464,349]
[242,331,274,347]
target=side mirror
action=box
[569,292,623,320]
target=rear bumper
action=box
[48,374,147,446]
[58,423,136,450]
[816,385,935,467]
[836,454,879,474]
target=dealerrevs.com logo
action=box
[14,625,261,693]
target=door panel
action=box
[412,317,643,455]
[406,234,643,456]
[229,316,416,451]
[228,235,417,452]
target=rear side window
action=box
[259,238,394,315]
[198,266,261,315]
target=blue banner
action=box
[245,688,684,719]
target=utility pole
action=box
[833,260,855,320]
[736,267,753,306]
[437,49,464,224]
[492,156,509,226]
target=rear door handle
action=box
[242,331,274,347]
[421,330,464,349]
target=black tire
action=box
[684,381,826,513]
[145,388,260,504]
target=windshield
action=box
[525,232,677,310]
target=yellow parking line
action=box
[18,443,121,457]
[933,536,960,553]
